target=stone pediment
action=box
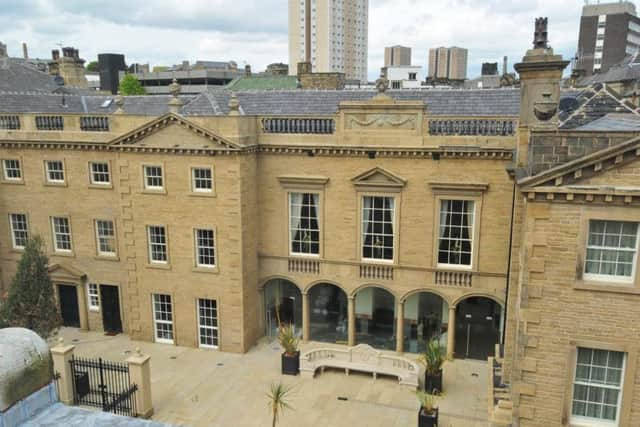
[109,113,241,151]
[48,263,86,281]
[352,167,407,189]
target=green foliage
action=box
[0,236,61,338]
[266,381,294,427]
[278,323,299,355]
[415,390,441,414]
[86,61,99,72]
[420,337,446,375]
[118,74,146,95]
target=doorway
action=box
[455,296,502,360]
[100,285,123,334]
[58,284,80,327]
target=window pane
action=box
[290,192,320,255]
[585,220,638,280]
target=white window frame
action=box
[584,220,639,284]
[147,225,168,264]
[45,160,65,183]
[9,213,28,249]
[191,167,213,193]
[437,199,476,270]
[87,283,100,311]
[152,294,174,344]
[361,195,396,263]
[89,162,111,185]
[95,219,117,257]
[197,298,219,349]
[51,216,72,252]
[3,159,22,181]
[194,228,216,268]
[143,165,164,191]
[289,192,321,257]
[570,348,626,427]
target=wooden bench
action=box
[300,344,419,389]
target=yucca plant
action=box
[278,323,299,356]
[420,336,446,375]
[267,381,294,427]
[416,390,440,415]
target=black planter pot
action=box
[417,407,438,427]
[281,351,300,375]
[424,369,443,394]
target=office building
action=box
[428,46,468,81]
[384,45,411,67]
[288,0,368,82]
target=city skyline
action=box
[0,0,590,80]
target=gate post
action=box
[50,337,75,405]
[126,348,153,418]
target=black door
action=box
[455,297,502,360]
[100,285,123,333]
[58,284,80,327]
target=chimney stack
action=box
[244,64,251,77]
[22,42,28,59]
[52,49,60,61]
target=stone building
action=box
[1,17,640,427]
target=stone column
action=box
[447,305,457,359]
[76,283,89,332]
[50,338,75,405]
[396,301,404,353]
[347,296,355,347]
[302,292,310,342]
[126,348,153,418]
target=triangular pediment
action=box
[351,167,407,188]
[109,113,241,151]
[520,136,640,190]
[48,263,86,281]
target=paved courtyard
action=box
[53,328,489,427]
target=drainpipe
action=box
[502,175,517,348]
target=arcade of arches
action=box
[262,279,504,360]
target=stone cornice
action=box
[522,186,640,206]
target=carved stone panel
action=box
[345,114,418,131]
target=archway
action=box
[263,279,302,338]
[308,283,348,344]
[354,286,395,350]
[455,296,503,360]
[403,292,449,354]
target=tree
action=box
[86,61,99,72]
[266,382,293,427]
[118,74,146,95]
[0,236,61,338]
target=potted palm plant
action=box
[420,336,446,394]
[278,323,300,375]
[416,390,440,427]
[267,381,294,427]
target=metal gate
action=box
[69,356,138,416]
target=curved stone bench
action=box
[300,344,419,389]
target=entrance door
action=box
[455,297,502,360]
[58,284,80,327]
[100,285,123,333]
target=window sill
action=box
[95,255,120,262]
[436,264,473,271]
[192,266,219,274]
[575,280,639,295]
[88,183,113,190]
[141,189,167,195]
[145,263,171,270]
[52,251,75,258]
[44,182,67,188]
[290,253,321,258]
[10,248,25,254]
[1,179,25,185]
[188,192,216,198]
[361,258,395,265]
[89,308,100,313]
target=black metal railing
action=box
[428,119,516,136]
[69,356,137,417]
[0,115,20,130]
[35,115,64,131]
[262,118,335,134]
[80,116,110,132]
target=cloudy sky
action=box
[0,0,588,80]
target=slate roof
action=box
[577,53,640,87]
[0,88,522,117]
[559,84,640,130]
[0,58,61,93]
[225,75,299,91]
[575,113,640,131]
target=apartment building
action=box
[288,0,369,82]
[577,1,640,75]
[428,46,468,81]
[384,45,411,67]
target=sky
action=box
[0,0,594,80]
